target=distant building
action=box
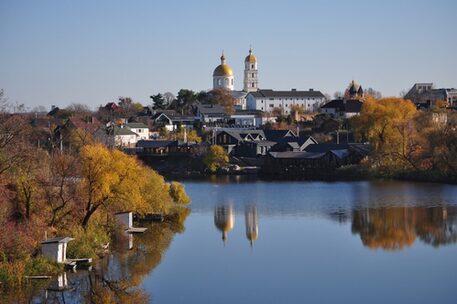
[246,89,326,114]
[125,122,149,140]
[320,99,363,118]
[344,80,364,100]
[320,81,365,118]
[41,237,74,263]
[404,83,457,108]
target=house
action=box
[152,111,197,131]
[263,143,371,176]
[246,89,326,114]
[270,135,318,152]
[215,130,266,154]
[115,211,133,229]
[215,129,302,157]
[320,99,363,118]
[125,122,150,140]
[115,211,147,234]
[196,104,226,123]
[136,139,197,156]
[405,83,457,108]
[114,125,138,147]
[41,237,74,263]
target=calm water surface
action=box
[29,179,457,303]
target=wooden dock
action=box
[24,275,52,280]
[126,227,148,233]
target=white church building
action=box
[212,48,324,113]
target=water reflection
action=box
[26,207,191,304]
[214,204,235,243]
[245,205,259,247]
[350,206,457,250]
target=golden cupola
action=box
[213,52,234,77]
[244,47,257,63]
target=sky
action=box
[0,0,456,110]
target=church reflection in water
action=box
[214,204,260,246]
[245,205,259,247]
[213,203,457,251]
[214,204,235,243]
[351,206,457,250]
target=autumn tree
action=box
[207,88,236,115]
[203,145,229,173]
[79,144,174,227]
[168,182,191,205]
[351,97,418,171]
[175,129,202,143]
[39,153,80,227]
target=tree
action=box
[351,97,418,171]
[151,93,166,110]
[203,145,229,173]
[207,88,236,114]
[163,92,175,105]
[66,103,92,115]
[364,88,382,99]
[175,129,202,143]
[79,144,173,227]
[170,89,197,115]
[168,182,190,205]
[39,153,80,227]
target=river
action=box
[27,178,457,303]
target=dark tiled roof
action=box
[263,129,296,142]
[196,104,225,115]
[136,140,177,148]
[304,143,349,153]
[320,99,363,113]
[220,130,266,142]
[249,89,325,99]
[268,151,327,159]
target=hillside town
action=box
[12,48,452,179]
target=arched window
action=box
[252,83,255,87]
[225,78,229,85]
[218,79,222,86]
[231,79,234,85]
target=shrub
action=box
[168,182,190,205]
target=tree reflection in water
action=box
[28,207,190,304]
[351,206,457,250]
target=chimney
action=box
[291,88,297,91]
[309,88,314,91]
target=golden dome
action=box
[213,51,234,77]
[214,205,235,241]
[245,48,257,63]
[213,64,233,77]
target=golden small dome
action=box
[245,48,257,63]
[213,64,233,77]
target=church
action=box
[212,48,325,113]
[212,48,259,110]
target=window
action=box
[269,104,274,108]
[231,79,234,85]
[251,64,254,69]
[218,79,222,85]
[252,83,255,87]
[252,73,255,77]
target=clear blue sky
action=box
[1,0,456,109]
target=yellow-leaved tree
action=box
[351,97,418,172]
[203,145,229,173]
[79,144,173,227]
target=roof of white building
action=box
[249,89,325,99]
